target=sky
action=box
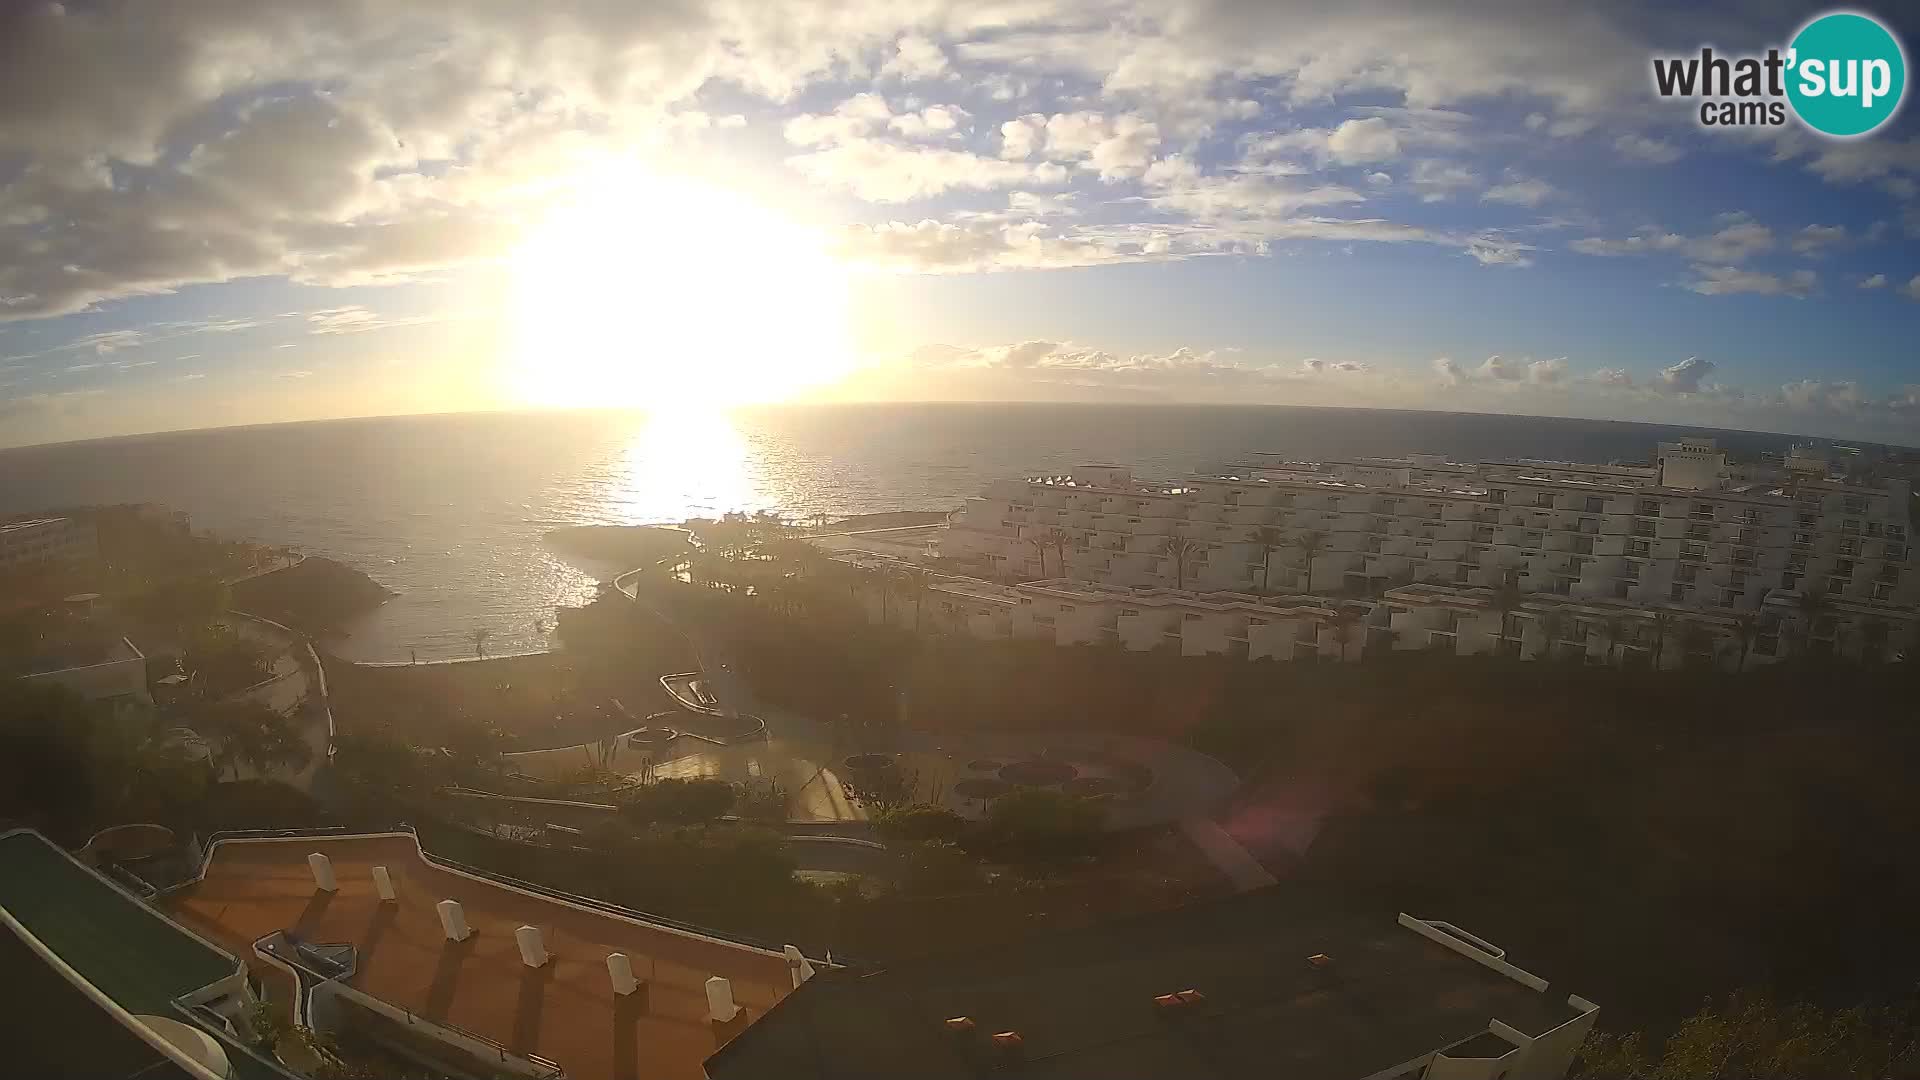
[3,0,1920,449]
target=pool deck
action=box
[166,833,795,1080]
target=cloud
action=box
[1590,367,1634,388]
[880,34,949,81]
[1571,218,1774,263]
[1408,159,1480,202]
[1656,356,1715,393]
[1325,118,1400,164]
[1613,134,1683,165]
[1481,178,1554,207]
[1780,379,1862,413]
[1434,357,1467,385]
[1527,357,1568,384]
[916,340,1239,374]
[1682,266,1817,298]
[788,139,1060,203]
[1041,112,1162,180]
[888,104,968,139]
[1789,224,1848,257]
[1464,236,1534,267]
[1907,276,1920,302]
[837,220,1169,273]
[999,114,1046,160]
[1860,274,1888,289]
[278,370,313,378]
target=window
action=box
[1488,489,1506,504]
[1868,521,1884,537]
[1183,612,1201,621]
[1687,524,1711,541]
[1060,604,1076,612]
[1535,492,1555,508]
[1787,553,1808,572]
[1622,561,1641,581]
[1842,519,1861,534]
[1669,583,1689,601]
[1637,499,1661,516]
[1793,531,1813,546]
[1874,583,1894,601]
[1681,541,1707,558]
[1584,496,1605,513]
[1731,570,1748,587]
[1834,559,1854,579]
[1845,496,1870,515]
[1721,589,1738,606]
[1120,607,1140,616]
[1782,572,1801,590]
[1633,520,1656,538]
[1839,537,1862,556]
[1628,541,1651,559]
[1691,501,1714,517]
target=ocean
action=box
[0,404,1839,661]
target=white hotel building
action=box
[917,439,1919,667]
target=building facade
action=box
[934,439,1915,665]
[0,516,97,570]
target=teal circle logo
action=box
[1786,12,1906,137]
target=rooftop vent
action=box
[991,1031,1024,1051]
[945,1016,976,1034]
[1153,988,1206,1011]
[1308,953,1333,969]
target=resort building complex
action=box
[4,827,1595,1080]
[909,438,1919,666]
[0,514,97,570]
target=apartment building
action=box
[942,439,1917,618]
[0,515,97,570]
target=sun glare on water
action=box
[509,163,853,408]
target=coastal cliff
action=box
[231,557,394,633]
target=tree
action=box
[1794,586,1832,658]
[873,803,967,847]
[895,568,930,631]
[1160,535,1202,591]
[195,700,312,781]
[184,622,274,696]
[617,777,736,824]
[1044,527,1073,581]
[1730,590,1773,673]
[1491,570,1524,658]
[1025,533,1051,578]
[1288,530,1327,593]
[1536,608,1565,662]
[1601,614,1628,668]
[470,625,492,659]
[1649,610,1677,669]
[1579,991,1920,1079]
[1326,607,1362,662]
[983,788,1104,861]
[1676,617,1716,668]
[1247,526,1285,594]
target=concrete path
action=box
[1180,816,1278,892]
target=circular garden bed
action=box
[998,759,1079,786]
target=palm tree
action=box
[1288,529,1327,593]
[1601,614,1628,668]
[1247,525,1285,594]
[1491,569,1524,657]
[1794,586,1832,658]
[1537,608,1565,662]
[1729,588,1773,673]
[1649,610,1677,669]
[1025,533,1051,578]
[196,700,313,781]
[1327,607,1362,662]
[1159,536,1202,591]
[897,568,930,631]
[471,626,492,659]
[1676,618,1715,668]
[1040,527,1073,580]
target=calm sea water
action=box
[0,404,1830,660]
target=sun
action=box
[508,162,853,409]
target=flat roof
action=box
[706,887,1583,1080]
[0,928,197,1080]
[166,833,794,1080]
[0,831,237,1016]
[0,516,68,533]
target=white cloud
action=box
[889,104,968,139]
[1906,275,1920,302]
[1481,178,1554,207]
[1572,219,1775,263]
[1041,112,1162,180]
[837,219,1172,273]
[1780,379,1862,413]
[1789,224,1848,257]
[880,34,949,81]
[1656,356,1715,393]
[1409,159,1480,202]
[1613,134,1683,165]
[1860,274,1889,289]
[1325,117,1400,164]
[1682,266,1816,298]
[1527,357,1568,384]
[1464,236,1534,267]
[1525,112,1598,138]
[1590,367,1634,388]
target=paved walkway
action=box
[1179,816,1279,891]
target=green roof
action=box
[0,831,235,1015]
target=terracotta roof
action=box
[166,833,793,1080]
